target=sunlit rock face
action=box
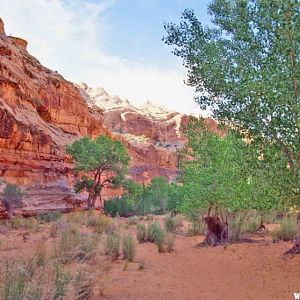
[77,83,189,184]
[0,18,107,211]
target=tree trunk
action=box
[203,215,228,246]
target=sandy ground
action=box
[101,234,300,300]
[0,215,299,300]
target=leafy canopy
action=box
[66,135,129,207]
[164,0,300,174]
[178,118,289,214]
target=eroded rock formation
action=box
[0,18,218,212]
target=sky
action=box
[0,0,212,115]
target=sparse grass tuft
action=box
[136,223,147,243]
[270,216,297,242]
[165,233,175,252]
[122,234,136,261]
[147,222,165,252]
[52,264,71,300]
[73,267,93,300]
[34,241,47,267]
[127,216,139,225]
[105,232,120,261]
[164,216,181,233]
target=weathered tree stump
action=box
[203,215,228,246]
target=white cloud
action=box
[0,0,202,115]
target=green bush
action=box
[104,197,135,217]
[105,232,120,261]
[136,224,147,243]
[122,234,136,261]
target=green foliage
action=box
[66,135,129,207]
[104,177,182,216]
[164,1,300,182]
[1,183,23,211]
[178,118,286,215]
[136,223,147,243]
[122,234,136,261]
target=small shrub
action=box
[127,216,139,225]
[165,233,175,252]
[164,216,181,232]
[136,223,147,243]
[105,232,120,261]
[270,217,297,242]
[122,234,136,261]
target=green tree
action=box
[146,176,169,214]
[66,135,129,208]
[164,0,300,176]
[179,118,289,243]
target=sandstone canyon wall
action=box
[0,18,217,213]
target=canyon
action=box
[0,18,216,212]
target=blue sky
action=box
[0,0,212,115]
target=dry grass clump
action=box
[187,215,206,236]
[165,233,175,252]
[105,232,121,261]
[34,241,47,267]
[136,223,147,243]
[164,215,182,233]
[86,213,116,234]
[271,216,298,242]
[8,217,39,231]
[53,224,98,264]
[122,234,136,261]
[127,216,139,225]
[147,222,166,252]
[73,267,94,300]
